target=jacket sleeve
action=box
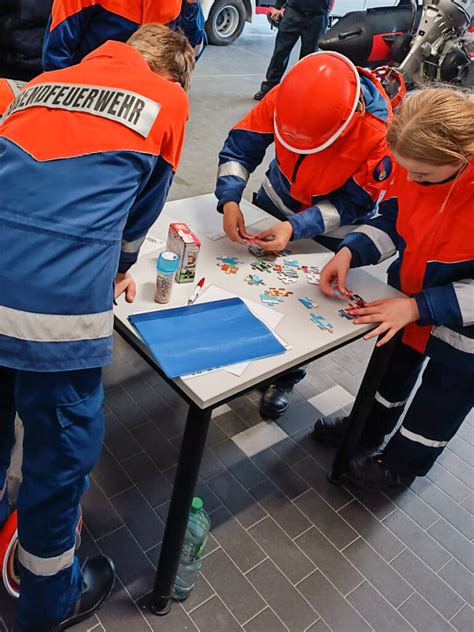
[415,279,474,328]
[337,187,400,268]
[215,91,276,211]
[288,177,377,239]
[118,156,174,272]
[171,1,207,58]
[42,4,138,70]
[288,149,393,240]
[42,11,87,70]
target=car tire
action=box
[206,0,246,46]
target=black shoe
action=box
[348,456,414,491]
[59,556,116,630]
[259,384,292,420]
[312,416,382,453]
[312,416,349,448]
[253,89,268,101]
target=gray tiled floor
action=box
[3,328,472,632]
[1,16,473,632]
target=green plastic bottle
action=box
[172,497,210,600]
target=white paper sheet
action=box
[138,234,166,258]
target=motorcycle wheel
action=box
[440,49,470,84]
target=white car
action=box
[202,0,403,45]
[331,0,399,18]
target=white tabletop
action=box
[114,194,402,409]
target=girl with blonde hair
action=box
[315,87,474,489]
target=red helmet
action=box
[274,51,361,154]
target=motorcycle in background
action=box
[319,0,473,87]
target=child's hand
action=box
[351,297,420,346]
[253,221,293,250]
[223,202,252,244]
[319,248,352,297]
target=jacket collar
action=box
[82,41,151,73]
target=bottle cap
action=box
[157,251,179,274]
[191,497,203,513]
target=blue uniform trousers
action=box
[360,340,474,477]
[0,368,16,523]
[0,367,104,631]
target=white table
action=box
[113,193,402,615]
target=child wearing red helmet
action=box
[216,51,400,420]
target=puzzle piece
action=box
[338,309,354,320]
[250,260,274,273]
[244,274,265,286]
[283,258,299,268]
[266,288,293,298]
[217,263,238,274]
[260,294,284,306]
[248,243,292,259]
[216,255,243,274]
[280,268,298,277]
[278,264,299,285]
[300,265,319,273]
[310,313,334,333]
[217,256,243,266]
[248,244,268,258]
[299,297,319,310]
[348,293,366,308]
[336,293,367,319]
[306,272,320,285]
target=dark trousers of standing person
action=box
[260,7,328,95]
[358,340,474,477]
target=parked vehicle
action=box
[319,0,473,86]
[202,0,403,45]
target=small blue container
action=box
[155,251,179,303]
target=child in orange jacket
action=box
[316,88,474,490]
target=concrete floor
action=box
[1,16,473,632]
[170,16,281,203]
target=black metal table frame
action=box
[114,318,399,615]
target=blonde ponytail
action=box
[387,87,474,165]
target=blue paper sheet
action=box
[128,297,286,378]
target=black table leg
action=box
[149,404,211,615]
[329,331,402,483]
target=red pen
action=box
[188,277,205,305]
